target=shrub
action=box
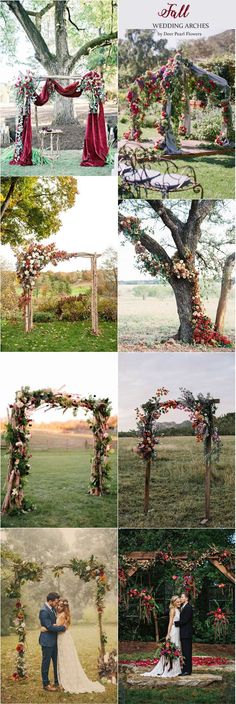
[98,297,117,322]
[55,294,90,321]
[33,311,56,323]
[190,108,222,142]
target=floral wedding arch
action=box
[15,242,101,335]
[135,387,220,521]
[1,386,113,514]
[2,548,114,681]
[10,70,109,167]
[124,52,234,154]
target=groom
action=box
[39,592,66,692]
[174,591,193,676]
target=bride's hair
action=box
[169,595,179,611]
[59,598,71,626]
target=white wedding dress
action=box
[57,629,105,694]
[142,608,182,678]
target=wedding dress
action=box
[57,629,105,694]
[142,608,182,678]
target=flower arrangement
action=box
[69,556,110,656]
[135,388,179,462]
[80,71,105,113]
[207,607,229,640]
[16,242,80,310]
[155,640,181,670]
[127,587,159,623]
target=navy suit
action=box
[175,603,193,674]
[39,604,65,687]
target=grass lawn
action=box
[1,624,117,704]
[1,320,117,352]
[118,436,234,528]
[118,284,234,351]
[1,446,117,528]
[0,150,113,176]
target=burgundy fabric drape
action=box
[10,77,109,167]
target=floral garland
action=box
[13,72,40,163]
[3,387,112,514]
[68,556,110,656]
[155,640,182,671]
[178,388,221,453]
[16,243,80,310]
[79,71,105,114]
[135,388,179,462]
[127,587,159,623]
[123,53,234,148]
[119,214,232,348]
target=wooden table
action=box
[39,129,63,161]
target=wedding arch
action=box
[16,242,101,335]
[2,386,113,514]
[124,51,234,154]
[119,546,235,643]
[10,70,109,167]
[135,387,220,522]
[3,548,114,682]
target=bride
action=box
[41,598,105,694]
[142,596,182,678]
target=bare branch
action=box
[5,0,55,69]
[69,30,117,72]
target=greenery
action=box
[118,436,234,528]
[1,447,117,527]
[0,177,77,246]
[0,152,114,178]
[1,320,117,352]
[120,671,235,704]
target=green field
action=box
[118,284,234,351]
[1,624,117,704]
[1,439,117,527]
[0,150,113,177]
[118,436,234,528]
[1,320,117,352]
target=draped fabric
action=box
[10,73,109,167]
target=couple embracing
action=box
[143,591,193,678]
[39,592,105,694]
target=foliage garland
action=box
[3,386,113,514]
[118,214,232,348]
[16,242,82,310]
[123,52,234,149]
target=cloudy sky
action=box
[0,352,118,422]
[119,352,235,430]
[1,177,117,272]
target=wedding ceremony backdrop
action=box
[134,387,220,523]
[1,528,117,704]
[118,529,235,703]
[1,385,113,516]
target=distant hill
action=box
[119,413,235,437]
[181,29,235,60]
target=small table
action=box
[39,129,63,161]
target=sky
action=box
[0,352,118,422]
[119,0,235,47]
[118,200,235,281]
[118,352,235,430]
[1,177,117,272]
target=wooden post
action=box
[203,398,220,523]
[91,255,99,336]
[34,105,39,147]
[153,609,159,642]
[98,610,105,658]
[144,458,151,514]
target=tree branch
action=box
[139,232,173,267]
[55,0,69,63]
[66,5,85,33]
[5,0,56,69]
[184,200,215,255]
[0,178,17,222]
[147,201,186,258]
[69,30,117,72]
[28,2,54,19]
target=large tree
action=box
[2,0,117,123]
[118,199,234,344]
[119,30,170,88]
[1,176,77,245]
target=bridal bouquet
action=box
[156,641,181,671]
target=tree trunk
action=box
[171,278,193,343]
[214,253,235,333]
[52,90,76,125]
[0,177,17,222]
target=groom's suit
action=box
[39,603,65,688]
[175,603,193,674]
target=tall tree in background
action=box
[2,0,117,123]
[119,30,170,87]
[0,176,77,245]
